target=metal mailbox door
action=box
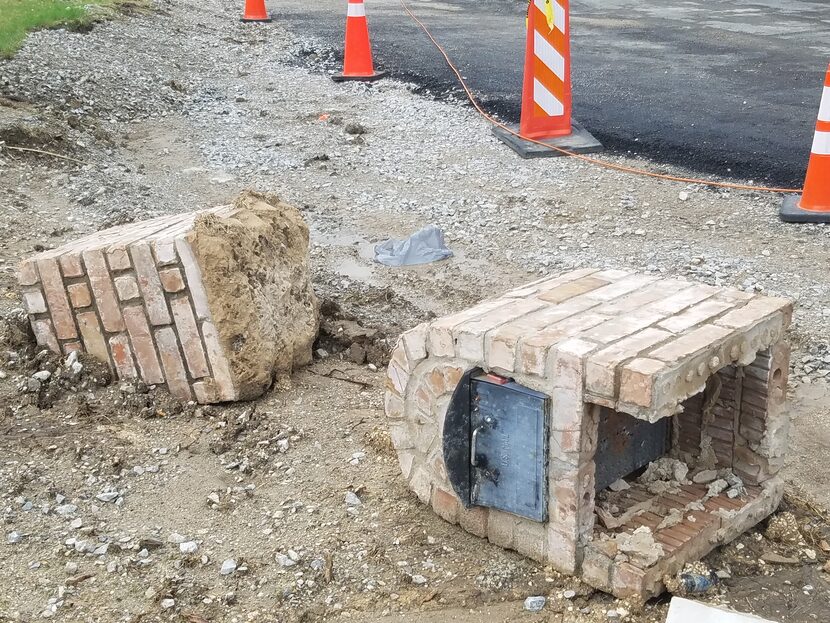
[470,375,548,522]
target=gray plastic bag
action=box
[374,225,453,266]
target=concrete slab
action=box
[666,598,780,623]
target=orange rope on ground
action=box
[399,0,802,195]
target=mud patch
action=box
[190,191,320,400]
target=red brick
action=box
[122,306,165,385]
[76,311,110,365]
[170,296,210,378]
[200,321,237,402]
[59,253,84,278]
[106,247,132,271]
[431,488,459,523]
[109,333,137,379]
[82,249,125,333]
[22,289,48,314]
[63,341,83,355]
[113,275,140,302]
[17,260,39,286]
[192,380,219,403]
[36,258,77,340]
[31,319,60,353]
[154,326,193,401]
[67,283,92,309]
[158,268,186,293]
[129,243,171,326]
[619,358,665,408]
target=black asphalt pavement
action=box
[279,0,830,187]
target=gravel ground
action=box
[0,0,829,621]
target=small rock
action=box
[180,541,198,554]
[692,469,718,484]
[761,552,800,565]
[160,598,175,610]
[608,479,630,492]
[96,491,119,503]
[276,553,296,567]
[345,491,362,506]
[523,596,546,612]
[168,532,188,544]
[678,191,690,201]
[65,562,79,574]
[344,122,366,135]
[220,559,237,575]
[411,574,428,585]
[33,370,51,382]
[55,504,77,516]
[7,531,22,544]
[563,589,577,599]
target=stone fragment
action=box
[523,596,546,612]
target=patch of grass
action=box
[0,0,148,58]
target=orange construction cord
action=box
[399,0,802,195]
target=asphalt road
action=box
[279,0,830,187]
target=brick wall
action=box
[18,207,238,404]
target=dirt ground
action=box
[1,1,829,621]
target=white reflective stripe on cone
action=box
[533,78,565,116]
[533,0,566,33]
[819,86,830,123]
[347,3,366,17]
[812,130,830,155]
[534,30,565,79]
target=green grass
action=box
[0,0,143,58]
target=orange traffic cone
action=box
[332,0,387,82]
[781,64,830,223]
[493,0,600,158]
[241,0,271,23]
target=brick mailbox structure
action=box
[17,192,319,404]
[385,269,791,599]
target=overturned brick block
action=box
[385,268,792,600]
[18,191,319,403]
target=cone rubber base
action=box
[779,195,830,223]
[332,71,388,83]
[241,17,272,22]
[493,121,603,158]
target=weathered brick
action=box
[67,283,92,309]
[175,239,211,320]
[153,239,179,266]
[114,275,141,302]
[409,465,432,505]
[517,313,608,376]
[715,296,793,331]
[426,298,510,358]
[487,510,517,549]
[36,258,77,340]
[585,328,673,399]
[200,320,237,401]
[63,341,83,355]
[400,323,428,363]
[130,243,172,326]
[109,333,137,379]
[106,247,132,271]
[431,488,459,524]
[76,311,110,365]
[584,275,658,303]
[649,284,718,315]
[154,326,192,401]
[82,249,125,333]
[158,268,186,293]
[657,299,735,333]
[385,389,405,420]
[170,296,210,379]
[598,279,691,315]
[192,380,219,404]
[514,520,547,561]
[17,260,39,286]
[537,275,610,304]
[122,306,165,385]
[648,324,733,364]
[618,358,666,408]
[31,319,60,353]
[58,253,84,278]
[581,309,666,345]
[22,289,48,315]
